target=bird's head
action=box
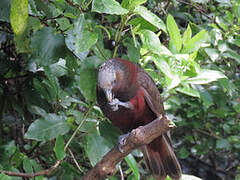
[98,59,123,102]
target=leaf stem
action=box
[68,148,83,172]
[96,43,107,60]
[64,108,91,151]
[113,14,134,58]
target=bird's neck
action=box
[114,62,139,102]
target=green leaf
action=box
[182,24,192,46]
[176,85,200,98]
[10,0,28,35]
[31,27,67,65]
[49,58,67,77]
[121,0,146,10]
[28,105,47,116]
[138,30,171,56]
[124,154,140,180]
[231,37,240,47]
[65,15,89,60]
[66,15,97,58]
[4,141,16,157]
[179,147,190,159]
[185,69,226,84]
[134,6,166,33]
[152,55,172,79]
[0,0,11,22]
[54,135,66,160]
[167,14,182,53]
[205,48,220,61]
[76,30,98,53]
[92,0,128,15]
[14,33,30,53]
[85,132,111,166]
[198,86,213,108]
[0,173,11,180]
[33,78,51,101]
[216,139,230,149]
[129,17,157,32]
[99,121,121,146]
[77,60,97,102]
[23,157,33,173]
[182,30,208,53]
[223,50,240,64]
[25,113,70,141]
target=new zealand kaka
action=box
[97,58,182,180]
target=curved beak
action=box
[104,88,113,102]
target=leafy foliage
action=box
[0,0,239,179]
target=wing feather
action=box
[136,67,165,117]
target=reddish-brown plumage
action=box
[97,58,181,180]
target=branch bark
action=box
[1,160,61,178]
[81,115,172,180]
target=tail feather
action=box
[142,134,182,180]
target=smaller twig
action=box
[113,14,135,58]
[64,108,91,151]
[1,160,61,178]
[195,129,220,139]
[68,148,83,172]
[119,165,124,180]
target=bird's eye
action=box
[113,79,117,84]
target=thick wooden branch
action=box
[81,115,172,180]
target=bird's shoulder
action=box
[135,65,165,117]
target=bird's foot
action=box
[118,133,130,153]
[109,98,133,111]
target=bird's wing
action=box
[136,67,165,117]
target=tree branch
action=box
[81,115,173,180]
[1,160,61,178]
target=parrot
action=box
[96,58,182,180]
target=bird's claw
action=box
[118,133,130,153]
[109,98,120,111]
[109,98,133,111]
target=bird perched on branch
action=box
[97,58,181,180]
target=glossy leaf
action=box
[176,85,200,97]
[134,6,166,32]
[49,58,67,77]
[185,69,226,84]
[205,48,220,61]
[54,135,66,160]
[10,0,28,35]
[183,24,192,46]
[0,173,11,180]
[23,157,33,173]
[138,30,171,56]
[121,0,146,10]
[223,50,240,64]
[31,27,67,65]
[152,55,172,79]
[124,154,140,180]
[167,14,182,53]
[92,0,128,15]
[77,63,97,103]
[25,114,70,141]
[182,30,208,53]
[85,132,111,166]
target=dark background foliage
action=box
[0,0,239,179]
